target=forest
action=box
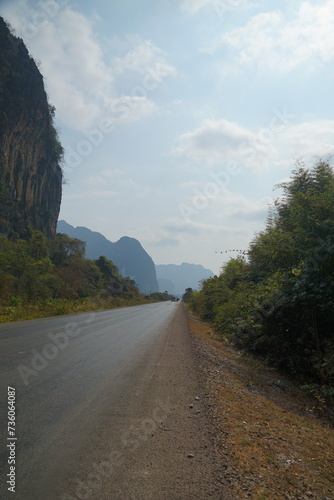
[0,230,171,322]
[185,160,334,405]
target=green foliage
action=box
[188,257,250,322]
[182,287,194,303]
[49,233,86,265]
[148,291,174,301]
[49,122,64,164]
[191,160,334,404]
[0,231,154,321]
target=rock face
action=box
[0,17,62,237]
[57,221,159,294]
[156,262,214,296]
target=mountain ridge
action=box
[156,262,214,296]
[57,220,159,294]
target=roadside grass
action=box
[0,296,158,323]
[188,312,334,500]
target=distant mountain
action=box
[57,221,159,294]
[156,262,214,296]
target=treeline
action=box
[0,231,168,321]
[186,160,334,404]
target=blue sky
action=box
[2,0,334,274]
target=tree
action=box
[190,160,334,399]
[182,287,194,302]
[95,256,118,282]
[50,233,86,265]
[249,161,334,278]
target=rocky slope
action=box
[0,17,62,237]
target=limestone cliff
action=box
[0,17,62,237]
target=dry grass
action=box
[188,312,334,500]
[0,296,159,323]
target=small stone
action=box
[195,396,200,401]
[188,454,194,458]
[189,404,194,408]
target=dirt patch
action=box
[187,311,334,500]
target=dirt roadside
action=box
[186,309,334,500]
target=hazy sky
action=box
[2,0,334,274]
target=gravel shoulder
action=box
[187,309,334,500]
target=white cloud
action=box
[175,117,334,173]
[100,169,125,179]
[175,117,277,172]
[112,39,176,78]
[110,96,157,124]
[150,237,181,247]
[212,190,272,220]
[3,1,175,131]
[83,169,125,187]
[181,0,249,15]
[163,217,250,236]
[176,118,254,162]
[138,218,249,258]
[163,218,203,235]
[81,170,153,201]
[180,0,213,13]
[211,1,334,76]
[279,120,334,160]
[163,218,251,238]
[63,190,119,201]
[13,4,115,130]
[132,225,182,248]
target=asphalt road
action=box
[0,302,176,497]
[0,302,225,500]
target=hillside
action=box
[57,220,159,294]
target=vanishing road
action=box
[0,302,226,500]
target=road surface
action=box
[0,302,226,499]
